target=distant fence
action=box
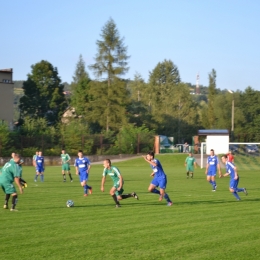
[0,133,155,157]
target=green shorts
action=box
[113,182,124,196]
[186,166,194,172]
[62,164,70,171]
[0,182,16,194]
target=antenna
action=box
[196,73,200,94]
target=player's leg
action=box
[110,186,120,207]
[62,168,66,182]
[186,169,189,178]
[148,180,160,196]
[190,171,194,178]
[19,178,27,188]
[120,187,137,200]
[159,178,172,205]
[235,177,247,195]
[230,180,241,200]
[81,179,88,196]
[34,168,40,182]
[4,193,11,209]
[40,170,44,182]
[66,165,73,182]
[10,192,18,211]
[211,175,217,190]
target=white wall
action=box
[206,135,229,155]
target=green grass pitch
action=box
[0,154,260,260]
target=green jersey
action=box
[185,156,196,170]
[103,166,122,186]
[61,153,71,164]
[0,160,20,184]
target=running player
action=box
[220,155,247,200]
[61,149,73,182]
[205,149,222,191]
[74,150,92,196]
[143,151,172,206]
[0,153,23,211]
[101,159,139,207]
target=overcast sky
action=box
[1,0,260,91]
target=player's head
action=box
[61,149,65,154]
[210,149,215,156]
[11,152,15,158]
[188,152,192,157]
[78,150,83,158]
[146,151,154,161]
[13,153,21,164]
[36,151,39,155]
[221,154,228,163]
[103,159,111,168]
[38,151,42,156]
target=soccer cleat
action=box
[23,183,28,188]
[34,180,37,182]
[88,187,93,195]
[243,188,248,196]
[115,204,121,208]
[84,194,88,197]
[63,179,66,182]
[70,180,73,182]
[3,205,8,209]
[10,208,18,212]
[167,202,173,206]
[131,192,139,200]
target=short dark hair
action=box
[105,159,111,166]
[222,155,228,159]
[210,149,214,152]
[147,151,154,157]
[78,150,83,153]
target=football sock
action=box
[35,174,39,181]
[86,185,91,189]
[69,173,72,180]
[121,194,132,199]
[236,188,244,192]
[11,195,18,209]
[232,192,240,200]
[83,185,88,194]
[151,189,160,195]
[112,194,119,205]
[212,181,216,187]
[164,193,170,202]
[63,174,66,180]
[40,174,44,182]
[5,194,10,206]
[186,172,189,177]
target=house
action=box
[0,68,14,127]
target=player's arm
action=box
[217,161,222,176]
[205,162,209,174]
[117,174,123,190]
[14,177,23,194]
[101,176,106,192]
[142,156,157,167]
[66,154,71,163]
[87,164,91,173]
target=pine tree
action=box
[88,18,130,131]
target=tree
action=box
[19,60,67,125]
[70,55,91,117]
[88,18,130,131]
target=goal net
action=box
[200,142,260,169]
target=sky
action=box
[1,0,260,91]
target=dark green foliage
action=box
[19,60,67,125]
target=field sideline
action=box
[0,154,260,260]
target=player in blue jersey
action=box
[205,149,222,191]
[143,151,172,206]
[221,155,248,200]
[34,151,45,182]
[74,150,92,196]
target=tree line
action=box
[2,18,260,157]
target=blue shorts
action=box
[36,167,44,173]
[230,177,239,190]
[151,176,167,189]
[79,171,89,182]
[207,169,216,176]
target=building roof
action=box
[198,129,229,136]
[0,68,12,73]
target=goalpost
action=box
[200,142,260,168]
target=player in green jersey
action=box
[61,149,73,182]
[0,153,23,211]
[101,159,139,208]
[184,152,197,178]
[11,152,27,188]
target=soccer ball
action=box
[66,200,74,207]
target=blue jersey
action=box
[35,156,44,167]
[75,157,91,174]
[207,155,219,171]
[225,162,237,180]
[150,159,166,179]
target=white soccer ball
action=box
[66,200,74,207]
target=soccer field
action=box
[1,154,260,260]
